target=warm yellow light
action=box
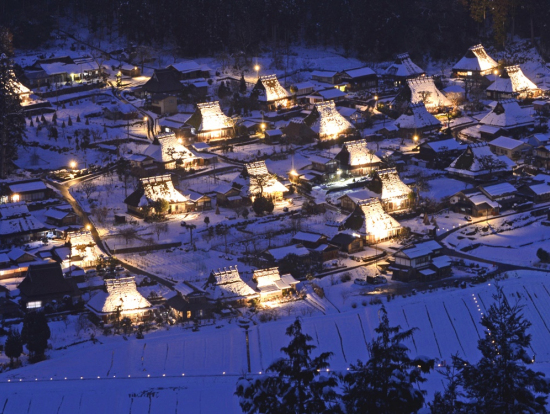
[117,71,121,76]
[143,116,148,122]
[134,67,137,70]
[493,69,499,75]
[290,169,298,176]
[254,65,260,72]
[374,95,378,101]
[413,135,419,141]
[12,194,19,202]
[70,161,77,169]
[260,123,266,130]
[86,224,91,230]
[177,138,183,144]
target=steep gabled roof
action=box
[385,53,425,78]
[143,133,199,164]
[306,101,355,139]
[205,266,258,300]
[140,175,188,204]
[142,68,183,94]
[352,198,401,237]
[255,75,290,102]
[394,103,441,130]
[453,44,498,72]
[480,100,533,129]
[377,168,412,200]
[87,277,151,314]
[187,101,233,132]
[407,77,451,109]
[506,65,539,93]
[446,143,515,176]
[343,140,381,166]
[18,263,75,298]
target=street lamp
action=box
[70,161,77,170]
[413,135,419,142]
[86,224,91,231]
[254,65,260,80]
[374,95,379,110]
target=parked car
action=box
[354,278,368,286]
[464,216,472,222]
[114,266,125,272]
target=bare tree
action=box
[251,173,277,197]
[478,155,507,176]
[81,180,97,201]
[153,222,169,241]
[119,227,138,245]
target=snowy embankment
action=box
[2,271,550,412]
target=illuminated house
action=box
[373,168,413,212]
[252,74,291,110]
[486,65,541,100]
[407,77,451,111]
[186,101,235,142]
[142,133,203,172]
[252,267,299,301]
[204,266,259,304]
[305,101,355,141]
[344,198,402,244]
[87,277,152,323]
[479,100,534,133]
[452,44,498,78]
[337,139,381,176]
[385,53,425,85]
[394,103,441,136]
[238,160,287,201]
[124,175,191,216]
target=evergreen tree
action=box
[76,114,81,122]
[5,328,23,367]
[452,286,550,413]
[236,318,339,414]
[429,364,465,414]
[0,49,26,178]
[68,116,72,126]
[252,195,274,215]
[342,306,433,414]
[21,311,51,361]
[218,81,227,99]
[240,73,247,93]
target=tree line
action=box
[237,286,550,414]
[1,0,550,60]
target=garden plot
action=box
[443,212,550,267]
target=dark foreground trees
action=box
[447,286,550,413]
[236,318,339,414]
[21,311,51,362]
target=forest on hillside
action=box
[1,0,550,61]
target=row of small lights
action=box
[5,368,355,383]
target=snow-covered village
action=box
[2,1,550,412]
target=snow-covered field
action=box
[2,270,550,412]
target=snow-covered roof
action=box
[314,88,347,100]
[507,65,539,93]
[378,168,412,201]
[246,160,269,177]
[140,175,188,203]
[170,60,201,73]
[356,198,401,237]
[87,277,151,314]
[143,133,199,164]
[394,103,441,130]
[310,70,338,78]
[44,209,71,220]
[431,255,452,269]
[407,77,451,109]
[311,101,354,139]
[486,77,514,93]
[489,136,526,150]
[8,180,47,193]
[480,100,533,129]
[528,183,550,196]
[253,267,299,294]
[468,193,500,208]
[422,139,463,152]
[292,232,324,243]
[453,44,498,73]
[385,53,424,78]
[341,66,376,79]
[339,189,379,204]
[41,61,99,76]
[447,143,515,176]
[196,101,233,132]
[0,202,29,218]
[258,75,290,102]
[0,214,46,237]
[480,182,517,197]
[267,245,310,261]
[344,139,381,166]
[206,266,258,300]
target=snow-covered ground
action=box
[1,270,550,412]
